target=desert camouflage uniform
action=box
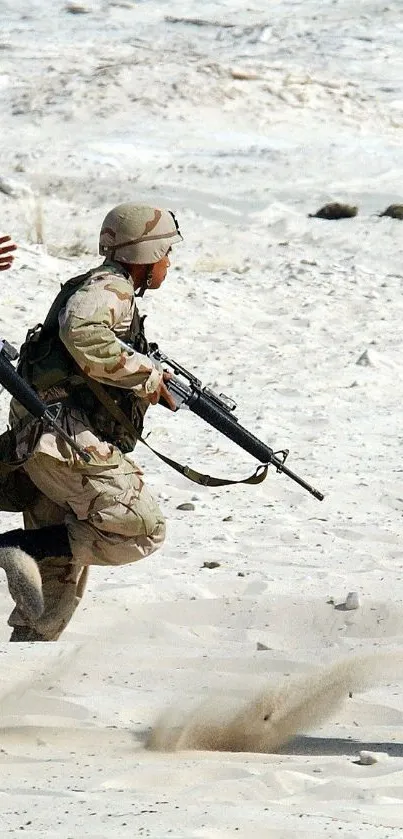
[8,263,165,639]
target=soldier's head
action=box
[99,204,182,292]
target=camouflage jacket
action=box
[11,261,163,455]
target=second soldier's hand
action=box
[0,235,17,271]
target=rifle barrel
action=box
[269,453,324,501]
[188,388,274,463]
[187,389,324,501]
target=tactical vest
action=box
[17,262,149,452]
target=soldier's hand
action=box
[148,371,177,410]
[0,235,17,271]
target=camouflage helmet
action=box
[99,203,183,264]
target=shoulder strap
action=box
[81,374,268,488]
[42,262,130,334]
[42,270,94,333]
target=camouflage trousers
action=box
[8,428,166,640]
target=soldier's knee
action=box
[122,512,166,562]
[68,509,166,567]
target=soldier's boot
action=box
[8,557,89,643]
[0,524,72,561]
[0,547,44,621]
[0,525,72,627]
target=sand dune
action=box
[1,1,403,837]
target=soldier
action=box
[0,205,182,641]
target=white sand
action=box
[1,0,403,835]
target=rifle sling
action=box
[81,374,268,487]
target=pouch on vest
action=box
[0,427,39,512]
[18,323,76,392]
[16,268,95,392]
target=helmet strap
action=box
[135,265,153,298]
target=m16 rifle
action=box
[0,339,90,463]
[0,335,324,500]
[148,343,324,501]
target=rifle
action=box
[0,339,90,463]
[0,336,324,499]
[148,343,324,501]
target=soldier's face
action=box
[129,248,172,290]
[148,251,171,289]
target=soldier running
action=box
[0,206,182,640]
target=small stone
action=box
[223,515,233,521]
[357,750,387,765]
[202,561,220,569]
[65,2,90,12]
[176,502,195,511]
[230,69,259,81]
[356,350,373,367]
[237,571,245,577]
[378,204,403,219]
[344,591,360,610]
[308,202,358,220]
[256,641,269,650]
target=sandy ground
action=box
[1,1,403,836]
